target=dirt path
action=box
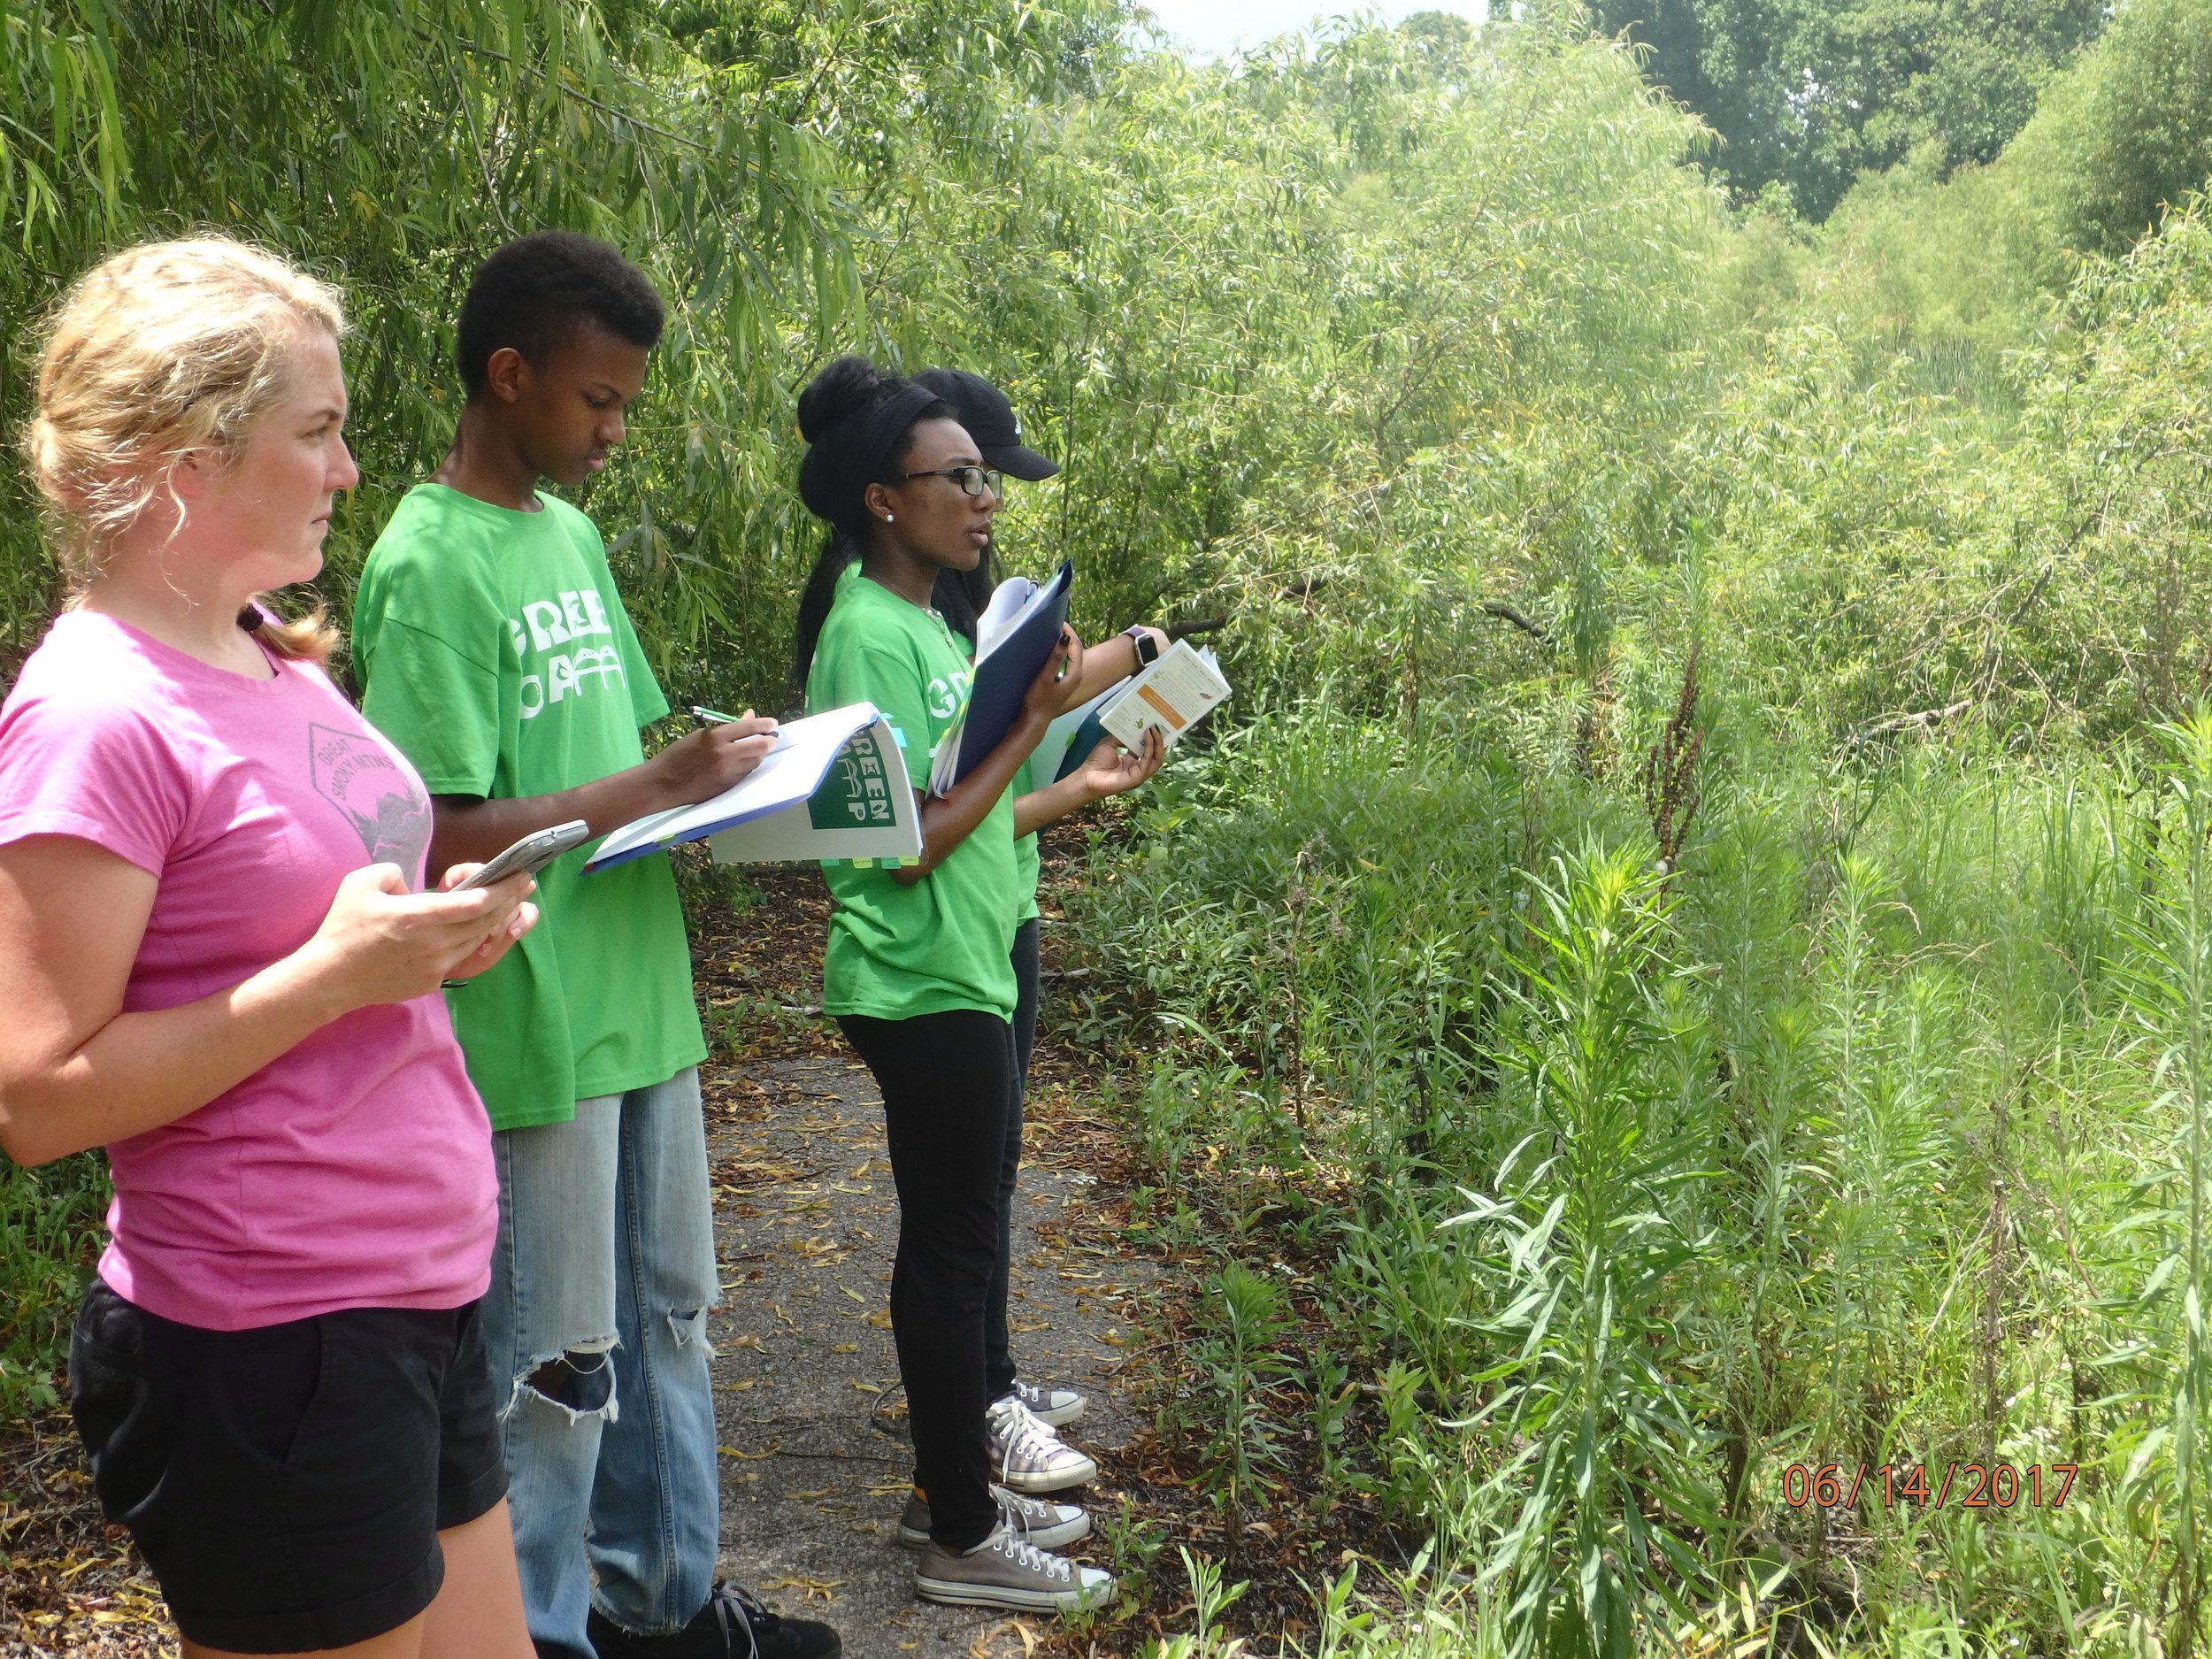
[0,1057,1161,1659]
[702,1054,1157,1659]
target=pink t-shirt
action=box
[0,611,496,1331]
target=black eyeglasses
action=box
[895,465,1003,498]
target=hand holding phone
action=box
[450,820,593,892]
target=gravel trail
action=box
[703,1052,1156,1659]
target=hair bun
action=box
[796,354,885,444]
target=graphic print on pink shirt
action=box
[0,611,497,1331]
[308,721,433,872]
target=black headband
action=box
[852,383,941,482]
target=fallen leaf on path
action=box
[715,1158,807,1186]
[968,1618,1042,1658]
[759,1575,844,1603]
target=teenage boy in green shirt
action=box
[352,233,841,1659]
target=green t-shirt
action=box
[806,571,1019,1022]
[1013,756,1041,925]
[352,484,706,1131]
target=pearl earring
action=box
[885,513,895,523]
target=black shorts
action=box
[68,1278,507,1654]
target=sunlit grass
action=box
[1069,702,2212,1655]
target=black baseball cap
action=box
[911,368,1059,480]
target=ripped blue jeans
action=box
[482,1067,719,1659]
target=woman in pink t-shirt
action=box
[0,241,539,1659]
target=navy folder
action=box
[939,560,1072,793]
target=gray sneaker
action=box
[985,1395,1098,1494]
[898,1485,1091,1550]
[914,1521,1113,1612]
[1005,1378,1086,1428]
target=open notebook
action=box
[586,703,922,870]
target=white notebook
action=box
[586,703,922,870]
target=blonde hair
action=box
[24,236,349,663]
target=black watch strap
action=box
[1126,626,1161,667]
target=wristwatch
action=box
[1124,625,1161,667]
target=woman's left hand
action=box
[1022,625,1087,723]
[434,863,539,982]
[1075,727,1166,800]
[1053,626,1094,714]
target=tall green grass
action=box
[1070,699,2212,1655]
[1,1154,107,1420]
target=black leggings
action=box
[838,1009,1019,1551]
[987,918,1041,1399]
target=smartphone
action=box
[451,820,593,892]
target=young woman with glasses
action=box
[907,368,1165,1474]
[787,356,1113,1615]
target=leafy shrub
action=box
[0,1155,107,1419]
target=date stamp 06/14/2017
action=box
[1781,1463,2078,1511]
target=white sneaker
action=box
[985,1395,1097,1494]
[914,1520,1113,1612]
[1005,1377,1086,1428]
[897,1484,1090,1550]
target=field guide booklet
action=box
[585,703,922,871]
[926,560,1072,797]
[1097,641,1230,752]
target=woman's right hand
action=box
[1073,726,1167,801]
[292,864,537,1015]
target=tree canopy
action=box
[1592,0,2106,217]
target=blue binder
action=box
[937,560,1072,794]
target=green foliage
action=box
[1072,698,2212,1652]
[0,0,1742,717]
[2005,0,2212,258]
[1188,1261,1296,1561]
[0,1155,106,1420]
[1589,0,2105,219]
[2109,715,2212,1655]
[1812,0,2212,354]
[1447,843,1717,1657]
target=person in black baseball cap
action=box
[909,368,1167,1502]
[913,368,1060,482]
